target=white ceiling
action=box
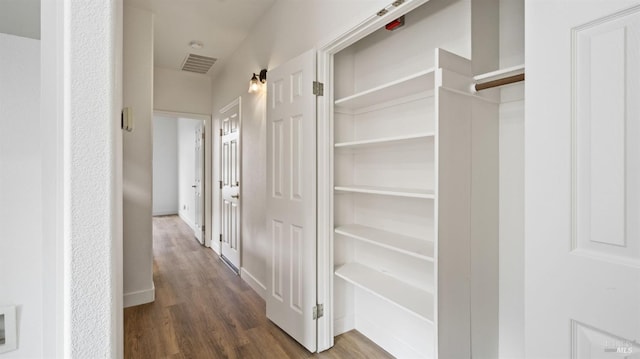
[127,0,276,75]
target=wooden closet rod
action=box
[472,65,525,92]
[474,73,525,91]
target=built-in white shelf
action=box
[335,263,434,322]
[335,224,434,261]
[335,132,435,150]
[334,185,435,199]
[334,69,435,110]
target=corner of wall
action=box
[240,268,267,300]
[123,283,155,308]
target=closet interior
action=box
[329,0,499,357]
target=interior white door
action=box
[194,124,204,244]
[526,2,640,357]
[220,98,241,272]
[266,49,317,352]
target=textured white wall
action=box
[177,118,201,230]
[153,116,179,216]
[123,5,155,308]
[65,0,122,356]
[0,32,42,359]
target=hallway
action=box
[124,216,392,358]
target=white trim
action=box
[154,109,210,122]
[219,96,240,114]
[40,0,66,356]
[123,285,155,308]
[240,267,266,300]
[179,212,196,232]
[315,0,431,352]
[209,241,221,255]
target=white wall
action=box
[153,116,179,216]
[177,118,201,230]
[0,0,40,40]
[154,67,212,115]
[123,5,155,308]
[0,32,42,359]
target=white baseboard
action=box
[124,284,155,308]
[178,212,195,231]
[152,210,178,216]
[240,268,266,300]
[210,240,221,255]
[356,315,422,358]
[334,315,355,336]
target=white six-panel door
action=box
[266,49,317,352]
[526,2,640,357]
[220,98,241,271]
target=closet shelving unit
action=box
[330,43,498,358]
[318,0,500,357]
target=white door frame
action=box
[194,123,205,244]
[314,0,431,351]
[154,110,212,247]
[218,97,242,272]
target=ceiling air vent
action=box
[181,54,217,74]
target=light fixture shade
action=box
[248,73,260,93]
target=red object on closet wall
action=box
[385,16,405,31]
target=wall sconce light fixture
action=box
[248,69,267,93]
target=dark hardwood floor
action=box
[124,215,393,358]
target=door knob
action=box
[192,185,196,188]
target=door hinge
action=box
[202,132,205,140]
[219,180,223,189]
[201,225,205,232]
[313,81,324,96]
[313,304,324,320]
[219,234,222,242]
[219,128,223,136]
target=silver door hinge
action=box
[313,304,324,320]
[313,81,324,96]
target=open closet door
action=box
[266,49,317,352]
[526,2,640,358]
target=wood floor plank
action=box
[124,215,393,359]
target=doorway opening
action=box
[152,111,207,243]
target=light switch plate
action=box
[121,107,134,132]
[0,305,17,354]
